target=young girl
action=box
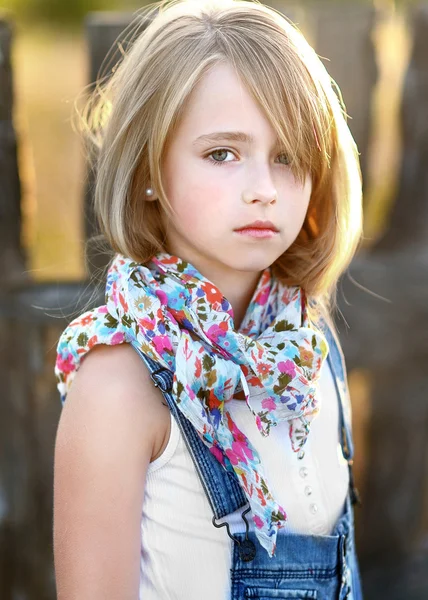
[53,0,364,598]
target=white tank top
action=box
[138,358,350,600]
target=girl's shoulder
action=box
[59,342,171,465]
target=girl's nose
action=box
[242,187,277,205]
[241,164,278,205]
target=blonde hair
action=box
[78,0,363,326]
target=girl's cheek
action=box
[175,200,205,229]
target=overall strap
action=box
[131,345,248,520]
[319,317,362,507]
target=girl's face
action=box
[160,61,312,279]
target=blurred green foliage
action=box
[1,0,135,25]
[0,0,384,27]
[0,0,416,28]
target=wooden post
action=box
[83,11,155,275]
[0,19,24,598]
[0,19,27,288]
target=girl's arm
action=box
[53,343,167,600]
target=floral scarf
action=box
[55,253,329,558]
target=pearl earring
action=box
[145,187,154,197]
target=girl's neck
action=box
[204,267,262,330]
[223,275,262,330]
[166,250,263,330]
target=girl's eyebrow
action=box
[192,131,256,146]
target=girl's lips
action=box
[234,228,278,239]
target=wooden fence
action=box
[0,3,427,598]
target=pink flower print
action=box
[225,439,253,465]
[278,360,296,378]
[223,413,255,463]
[185,383,196,400]
[210,444,225,466]
[153,335,173,354]
[111,332,125,345]
[261,397,276,411]
[207,322,227,343]
[225,447,239,466]
[253,514,264,529]
[254,285,270,306]
[99,305,108,314]
[155,289,168,306]
[56,353,74,374]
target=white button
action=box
[309,503,318,514]
[297,449,305,460]
[299,467,309,479]
[304,486,313,496]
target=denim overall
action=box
[132,315,364,599]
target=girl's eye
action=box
[277,153,290,165]
[205,148,290,166]
[207,148,235,164]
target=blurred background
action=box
[0,0,427,598]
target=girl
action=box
[53,0,364,598]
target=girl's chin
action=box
[177,240,283,272]
[216,255,279,273]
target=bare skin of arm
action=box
[53,343,170,600]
